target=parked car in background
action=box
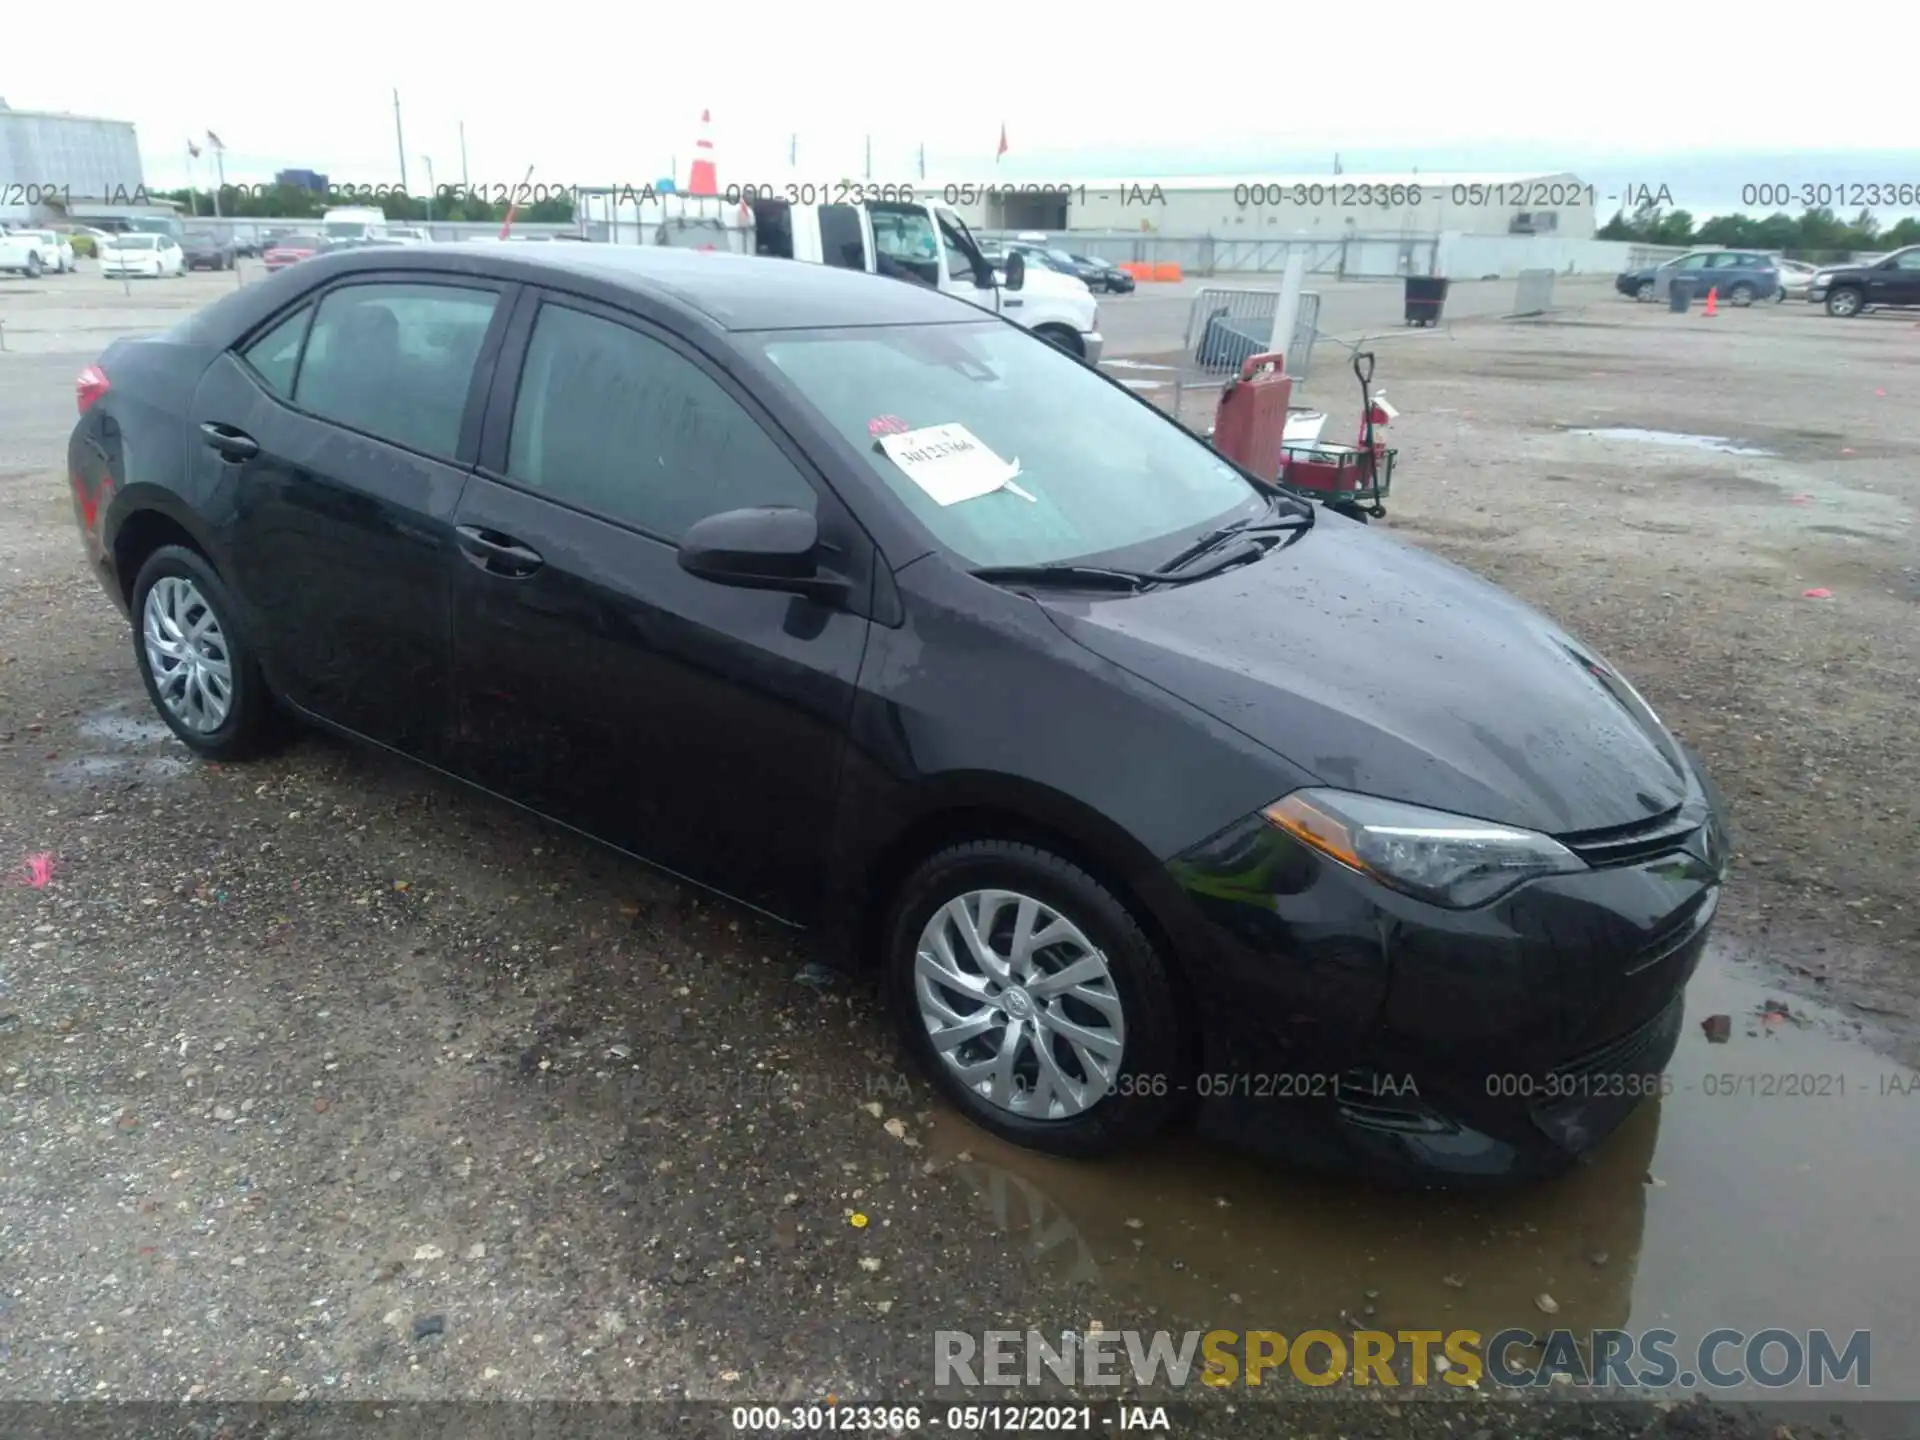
[1,229,56,277]
[1772,258,1819,302]
[226,227,264,259]
[262,234,325,272]
[1071,253,1136,294]
[67,243,1730,1182]
[98,233,186,279]
[182,228,239,271]
[378,227,433,244]
[7,229,77,273]
[1806,246,1920,317]
[1615,250,1779,305]
[1006,242,1095,293]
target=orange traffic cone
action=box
[688,109,718,197]
[1702,286,1718,317]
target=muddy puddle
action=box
[925,944,1919,1399]
[1569,427,1777,457]
[45,703,193,789]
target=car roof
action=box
[319,240,988,331]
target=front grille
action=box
[1560,805,1699,867]
[1549,990,1684,1086]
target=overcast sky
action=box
[6,5,1906,199]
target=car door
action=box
[446,289,875,920]
[189,274,514,765]
[1869,248,1920,304]
[1664,251,1711,298]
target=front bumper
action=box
[1808,285,1829,302]
[1080,331,1104,366]
[1164,777,1727,1185]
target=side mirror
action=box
[1003,250,1026,292]
[676,505,848,603]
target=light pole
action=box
[421,156,436,227]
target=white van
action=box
[320,207,387,242]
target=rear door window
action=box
[241,306,314,396]
[292,282,500,457]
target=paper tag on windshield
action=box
[878,423,1028,506]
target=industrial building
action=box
[936,171,1597,241]
[0,100,159,226]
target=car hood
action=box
[1039,521,1690,836]
[1018,266,1092,298]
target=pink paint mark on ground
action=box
[13,852,55,887]
[1802,588,1833,599]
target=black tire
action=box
[25,253,43,279]
[1826,287,1864,318]
[1729,282,1755,307]
[883,840,1188,1158]
[1635,280,1655,302]
[129,544,283,761]
[1033,324,1085,360]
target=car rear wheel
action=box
[1728,282,1755,306]
[884,840,1187,1157]
[130,546,282,761]
[1635,280,1655,302]
[1826,287,1864,318]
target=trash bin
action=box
[1404,275,1450,327]
[1669,278,1694,313]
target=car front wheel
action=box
[1729,282,1756,307]
[884,840,1188,1157]
[1826,287,1864,318]
[130,545,282,760]
[1635,280,1655,302]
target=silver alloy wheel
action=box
[142,575,234,733]
[914,888,1126,1121]
[1829,289,1862,317]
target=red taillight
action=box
[76,363,110,416]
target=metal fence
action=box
[1169,287,1322,423]
[978,231,1439,280]
[1512,269,1557,316]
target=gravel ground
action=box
[1,268,1910,1437]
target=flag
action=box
[206,129,225,151]
[187,139,201,158]
[996,123,1008,162]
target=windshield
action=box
[324,221,371,237]
[1045,249,1079,267]
[184,230,219,243]
[277,235,323,249]
[755,321,1260,569]
[107,235,158,250]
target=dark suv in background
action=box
[181,229,238,271]
[1615,250,1778,305]
[1807,245,1920,317]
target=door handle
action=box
[456,524,544,577]
[200,422,259,461]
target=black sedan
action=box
[1071,253,1136,293]
[180,229,238,271]
[67,243,1728,1184]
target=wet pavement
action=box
[1568,427,1779,457]
[924,945,1920,1400]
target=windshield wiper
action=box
[968,563,1162,592]
[1151,494,1315,578]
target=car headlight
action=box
[1262,788,1585,909]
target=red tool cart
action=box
[1210,349,1398,524]
[1274,350,1396,523]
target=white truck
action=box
[0,228,56,278]
[577,191,1102,363]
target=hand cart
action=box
[1274,350,1396,523]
